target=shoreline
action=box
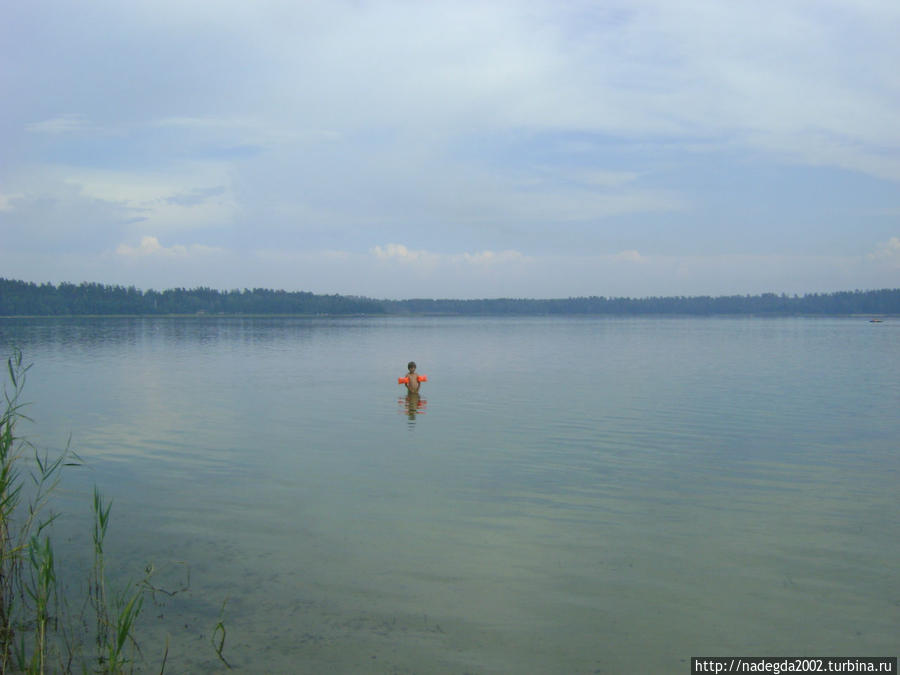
[1,312,896,320]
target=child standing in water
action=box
[403,361,423,394]
[399,361,427,420]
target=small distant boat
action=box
[869,318,884,323]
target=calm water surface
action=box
[1,316,897,673]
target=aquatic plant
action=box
[0,348,76,672]
[0,351,148,672]
[0,348,230,673]
[91,486,148,673]
[211,598,232,669]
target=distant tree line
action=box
[384,290,900,316]
[0,279,384,316]
[1,278,898,316]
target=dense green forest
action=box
[385,290,900,315]
[0,279,383,315]
[1,278,898,316]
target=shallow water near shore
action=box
[1,316,898,673]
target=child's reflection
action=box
[399,392,427,424]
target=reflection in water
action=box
[398,393,427,425]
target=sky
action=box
[1,0,899,300]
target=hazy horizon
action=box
[2,2,899,297]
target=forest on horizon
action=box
[1,278,898,317]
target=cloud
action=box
[25,114,92,134]
[153,116,245,130]
[152,115,323,147]
[115,235,222,258]
[0,180,148,252]
[165,186,227,207]
[372,244,529,267]
[16,1,896,176]
[0,193,24,212]
[459,250,528,265]
[868,237,900,265]
[52,166,237,234]
[372,244,435,264]
[614,250,647,263]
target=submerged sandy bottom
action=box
[54,443,898,674]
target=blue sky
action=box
[2,0,898,299]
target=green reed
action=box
[0,350,144,673]
[91,487,148,673]
[0,348,230,673]
[0,348,73,672]
[91,486,111,658]
[25,534,56,674]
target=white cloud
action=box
[868,237,900,264]
[372,244,529,267]
[55,166,237,234]
[0,179,147,252]
[165,186,227,207]
[372,244,434,264]
[152,115,334,146]
[0,193,24,211]
[115,236,222,258]
[153,116,245,130]
[614,250,647,263]
[25,114,91,134]
[458,250,528,265]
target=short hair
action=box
[407,361,416,370]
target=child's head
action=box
[407,361,416,372]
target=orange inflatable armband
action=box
[398,375,427,384]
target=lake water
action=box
[1,316,897,673]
